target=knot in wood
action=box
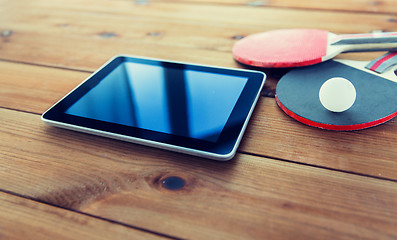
[161,176,186,190]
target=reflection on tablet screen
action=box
[66,62,248,142]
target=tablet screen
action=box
[65,61,247,142]
[42,56,265,160]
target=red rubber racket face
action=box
[233,29,329,68]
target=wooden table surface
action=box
[1,0,397,239]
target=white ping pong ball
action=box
[319,77,356,112]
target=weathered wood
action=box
[2,0,397,239]
[1,61,397,180]
[242,98,397,180]
[1,108,397,239]
[155,0,397,14]
[0,61,89,114]
[0,0,395,71]
[0,109,397,239]
[0,191,168,240]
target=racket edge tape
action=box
[275,94,397,131]
[232,29,329,68]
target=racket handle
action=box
[331,32,397,51]
[365,51,397,73]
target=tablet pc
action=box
[42,55,266,160]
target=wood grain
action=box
[241,98,397,180]
[0,191,168,240]
[0,61,89,114]
[2,0,397,239]
[1,61,397,180]
[155,0,397,14]
[1,107,397,239]
[0,0,396,71]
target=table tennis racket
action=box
[233,29,397,68]
[275,51,397,131]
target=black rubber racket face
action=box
[275,60,397,130]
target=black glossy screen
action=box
[65,61,248,142]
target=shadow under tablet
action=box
[275,60,397,130]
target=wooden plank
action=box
[241,98,397,180]
[0,0,396,71]
[1,61,397,180]
[1,107,397,239]
[154,0,397,14]
[0,191,169,240]
[0,61,89,114]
